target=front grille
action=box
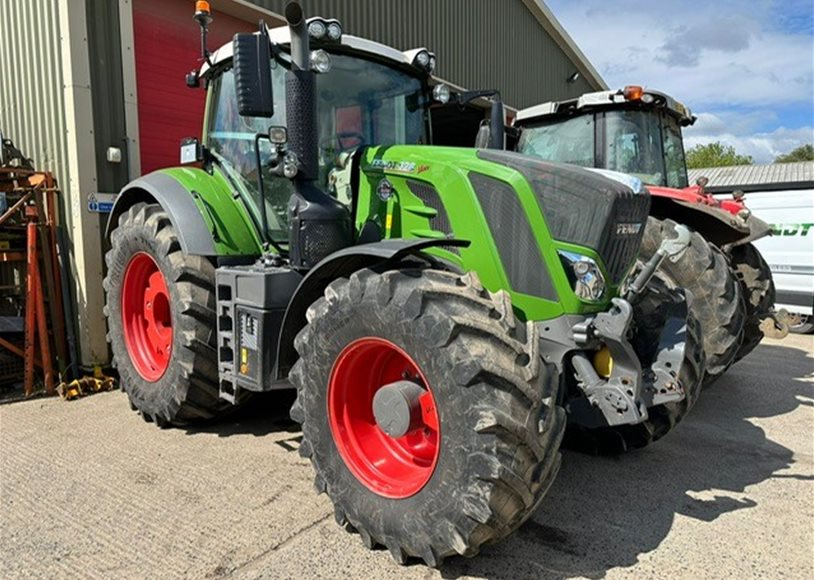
[469,173,557,300]
[602,192,650,282]
[477,150,650,284]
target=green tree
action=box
[686,142,753,169]
[775,144,814,163]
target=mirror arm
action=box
[253,133,288,256]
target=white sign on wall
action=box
[87,192,118,213]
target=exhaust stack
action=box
[284,1,351,268]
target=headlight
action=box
[432,84,451,104]
[558,251,606,302]
[307,20,327,39]
[310,49,332,74]
[326,21,342,41]
[414,50,431,69]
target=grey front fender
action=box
[105,171,217,256]
[274,238,470,380]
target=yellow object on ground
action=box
[57,374,116,401]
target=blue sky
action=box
[546,0,814,163]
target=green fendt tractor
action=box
[104,2,703,566]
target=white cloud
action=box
[546,0,813,164]
[549,0,813,110]
[684,114,813,163]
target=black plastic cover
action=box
[478,150,650,283]
[469,172,557,300]
[233,32,274,118]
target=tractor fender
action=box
[649,193,756,248]
[274,238,470,380]
[106,171,218,256]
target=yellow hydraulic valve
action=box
[593,346,613,379]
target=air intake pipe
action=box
[284,1,351,269]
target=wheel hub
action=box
[372,380,428,438]
[121,252,172,382]
[328,337,440,499]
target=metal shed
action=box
[688,161,814,193]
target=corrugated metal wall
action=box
[248,0,597,108]
[1,0,112,367]
[0,0,70,186]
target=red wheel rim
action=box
[328,337,440,498]
[121,252,172,382]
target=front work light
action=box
[307,19,326,39]
[326,21,342,41]
[432,84,451,104]
[307,17,342,42]
[558,251,606,302]
[310,49,332,74]
[268,126,287,145]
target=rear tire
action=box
[730,243,775,360]
[564,272,705,454]
[639,217,744,386]
[104,202,228,426]
[289,268,565,566]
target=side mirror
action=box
[233,30,273,117]
[488,98,505,150]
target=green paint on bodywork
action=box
[354,145,620,321]
[159,166,263,256]
[152,144,630,323]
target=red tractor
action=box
[512,86,782,385]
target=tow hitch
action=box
[566,225,693,428]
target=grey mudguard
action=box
[105,172,217,256]
[274,238,471,380]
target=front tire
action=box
[290,268,565,566]
[640,217,744,386]
[104,202,227,426]
[730,243,775,360]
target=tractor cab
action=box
[513,86,696,189]
[198,20,450,246]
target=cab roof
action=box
[201,22,427,78]
[515,88,696,127]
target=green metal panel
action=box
[249,0,598,108]
[158,166,265,256]
[354,145,612,321]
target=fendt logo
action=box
[771,223,813,236]
[615,223,643,235]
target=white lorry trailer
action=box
[690,162,814,333]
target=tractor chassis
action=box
[537,296,689,430]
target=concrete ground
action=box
[1,334,812,579]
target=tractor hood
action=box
[354,145,650,320]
